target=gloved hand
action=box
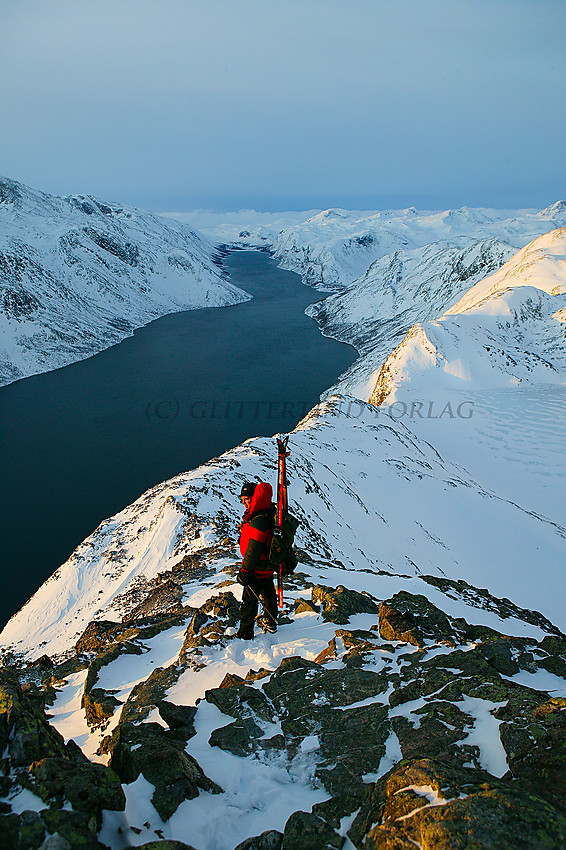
[237,569,250,586]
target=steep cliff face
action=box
[0,177,250,386]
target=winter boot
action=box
[257,614,277,634]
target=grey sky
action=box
[1,0,565,211]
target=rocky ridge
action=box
[2,560,566,849]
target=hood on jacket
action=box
[247,481,273,515]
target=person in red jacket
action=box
[236,481,278,639]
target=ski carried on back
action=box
[272,436,298,608]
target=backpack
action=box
[269,510,299,576]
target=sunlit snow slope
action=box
[368,228,566,524]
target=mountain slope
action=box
[2,393,564,662]
[271,203,566,293]
[1,397,565,849]
[2,217,566,849]
[308,237,514,399]
[366,228,566,525]
[369,228,566,404]
[0,177,250,386]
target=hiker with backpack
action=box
[236,481,279,638]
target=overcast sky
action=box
[1,0,565,212]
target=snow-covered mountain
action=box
[2,395,566,848]
[308,237,515,399]
[271,203,566,293]
[0,177,250,386]
[370,228,566,404]
[1,204,566,849]
[365,228,566,525]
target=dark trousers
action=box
[238,576,278,638]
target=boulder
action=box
[233,831,282,850]
[40,809,103,849]
[311,584,379,625]
[209,717,265,757]
[106,721,222,820]
[81,687,121,728]
[282,811,344,849]
[205,682,277,724]
[28,757,125,825]
[156,699,197,737]
[0,669,69,768]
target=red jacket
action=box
[239,482,275,580]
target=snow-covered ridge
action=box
[0,177,250,386]
[308,237,516,400]
[369,228,566,406]
[271,203,566,293]
[2,394,565,662]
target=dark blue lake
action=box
[0,250,356,628]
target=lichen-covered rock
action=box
[282,811,344,849]
[0,809,47,849]
[26,757,125,825]
[105,721,222,820]
[378,599,424,647]
[201,591,240,623]
[156,699,197,738]
[350,758,566,849]
[0,669,69,768]
[75,620,127,654]
[218,672,246,688]
[499,695,566,810]
[209,717,265,757]
[39,809,103,849]
[262,656,390,798]
[368,786,566,849]
[118,664,181,724]
[205,681,277,724]
[0,813,22,848]
[311,584,379,625]
[75,609,193,656]
[293,598,319,616]
[179,592,240,658]
[81,687,121,728]
[122,579,185,620]
[233,830,283,850]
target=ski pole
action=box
[247,584,278,627]
[276,435,290,609]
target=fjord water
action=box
[0,250,356,628]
